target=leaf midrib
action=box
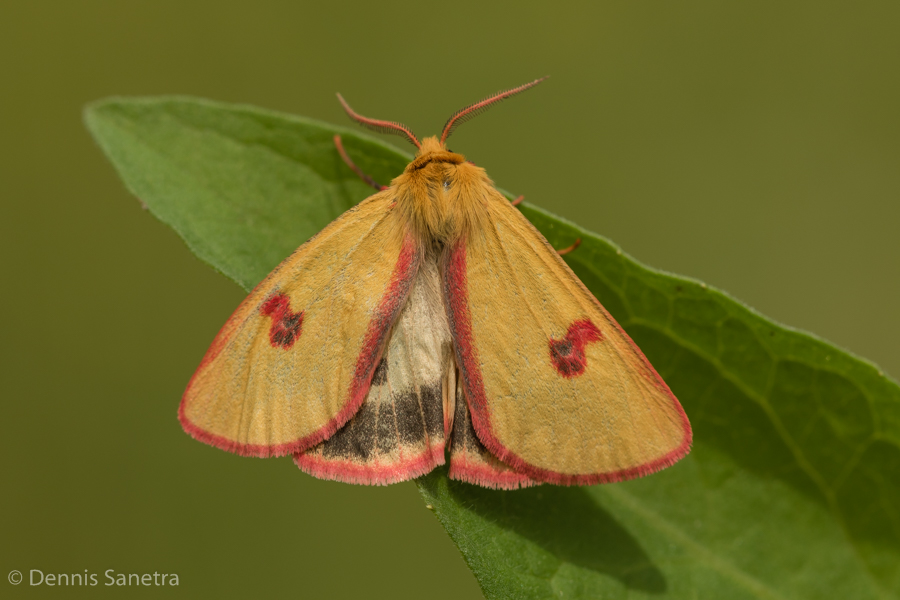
[602,485,789,600]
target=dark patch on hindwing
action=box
[421,385,444,437]
[371,358,388,385]
[395,393,426,445]
[322,401,377,460]
[395,385,443,444]
[319,383,443,461]
[451,387,484,453]
[447,384,539,489]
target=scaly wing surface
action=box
[295,259,455,484]
[444,194,691,485]
[180,193,418,457]
[448,383,539,489]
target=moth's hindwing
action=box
[448,383,539,489]
[295,258,454,484]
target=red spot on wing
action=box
[548,319,602,377]
[260,293,304,349]
[179,234,420,459]
[444,240,691,486]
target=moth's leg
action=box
[333,135,388,191]
[511,195,524,206]
[556,238,581,256]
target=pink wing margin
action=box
[442,240,692,486]
[178,234,421,458]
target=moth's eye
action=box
[443,180,451,191]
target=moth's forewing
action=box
[444,193,692,486]
[180,193,418,457]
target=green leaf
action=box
[85,96,411,289]
[86,96,900,599]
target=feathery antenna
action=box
[440,77,548,145]
[337,94,421,150]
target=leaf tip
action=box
[82,97,124,141]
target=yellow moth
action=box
[180,79,692,488]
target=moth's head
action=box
[336,76,547,163]
[336,79,546,244]
[405,137,465,175]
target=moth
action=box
[180,78,692,488]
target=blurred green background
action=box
[2,1,898,598]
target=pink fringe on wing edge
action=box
[448,455,540,490]
[294,445,445,486]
